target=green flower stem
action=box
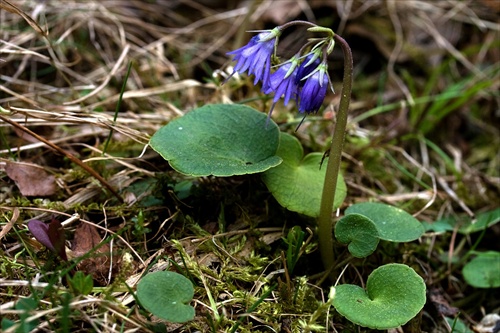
[318,34,353,281]
[279,20,318,30]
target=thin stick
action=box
[0,114,124,203]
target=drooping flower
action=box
[298,62,329,114]
[295,51,322,87]
[263,57,300,124]
[265,56,300,106]
[226,28,281,87]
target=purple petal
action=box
[299,70,328,113]
[28,219,56,252]
[295,54,321,86]
[226,32,276,86]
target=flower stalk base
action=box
[317,34,353,281]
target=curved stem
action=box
[279,20,318,30]
[317,34,353,281]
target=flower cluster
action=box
[226,22,335,122]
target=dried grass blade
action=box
[0,0,47,36]
[0,114,124,203]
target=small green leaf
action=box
[16,297,37,312]
[67,271,94,295]
[459,209,500,234]
[423,208,500,234]
[445,317,475,333]
[345,202,424,242]
[10,297,39,332]
[335,213,380,258]
[137,271,195,323]
[333,263,426,329]
[422,218,455,233]
[462,251,500,288]
[149,104,281,176]
[1,319,15,331]
[262,133,346,217]
[284,226,306,274]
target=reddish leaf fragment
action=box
[28,220,55,252]
[27,219,67,261]
[72,223,105,256]
[72,223,114,285]
[5,161,57,196]
[48,219,68,261]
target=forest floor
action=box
[0,1,499,332]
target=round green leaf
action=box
[459,208,500,234]
[345,202,424,242]
[333,264,426,329]
[137,271,195,323]
[261,133,346,217]
[423,208,500,234]
[149,104,282,176]
[335,213,380,258]
[462,251,500,288]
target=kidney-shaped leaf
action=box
[423,208,500,234]
[335,213,380,258]
[261,133,346,217]
[150,104,281,176]
[345,202,424,242]
[137,271,195,323]
[333,263,426,329]
[462,251,500,288]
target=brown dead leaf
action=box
[48,219,68,261]
[428,287,459,317]
[5,161,57,196]
[72,222,114,286]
